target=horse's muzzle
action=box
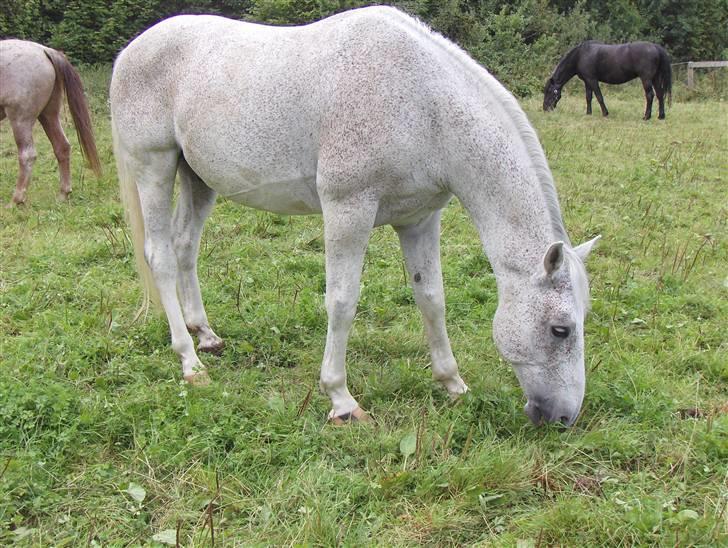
[524,399,578,427]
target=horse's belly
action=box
[223,176,322,215]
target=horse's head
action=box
[543,78,562,111]
[492,237,599,426]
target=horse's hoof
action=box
[199,339,225,355]
[439,375,468,400]
[448,384,469,402]
[58,191,71,202]
[329,407,371,426]
[184,370,211,387]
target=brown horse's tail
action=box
[656,46,672,108]
[44,48,102,176]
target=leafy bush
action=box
[1,0,726,95]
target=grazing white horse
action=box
[111,7,599,426]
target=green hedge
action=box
[1,0,726,96]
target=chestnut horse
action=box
[0,39,101,205]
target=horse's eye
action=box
[551,326,570,338]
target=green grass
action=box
[1,67,726,546]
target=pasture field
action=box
[1,68,726,546]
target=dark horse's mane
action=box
[547,41,596,85]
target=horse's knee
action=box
[326,294,357,325]
[417,288,444,316]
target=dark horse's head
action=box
[543,77,562,111]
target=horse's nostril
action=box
[559,415,571,425]
[524,401,543,425]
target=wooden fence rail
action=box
[686,61,728,88]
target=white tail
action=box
[112,119,161,316]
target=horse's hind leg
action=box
[394,211,468,398]
[654,84,666,120]
[173,159,223,354]
[318,193,377,423]
[39,109,72,200]
[134,150,208,384]
[6,113,37,206]
[641,78,655,120]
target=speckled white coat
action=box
[110,6,599,425]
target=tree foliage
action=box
[1,0,725,95]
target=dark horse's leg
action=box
[586,79,608,117]
[654,82,666,120]
[641,78,655,120]
[584,83,593,115]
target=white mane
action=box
[381,7,570,245]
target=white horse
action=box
[110,7,599,426]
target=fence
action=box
[685,61,728,88]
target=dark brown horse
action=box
[0,39,101,206]
[543,41,672,120]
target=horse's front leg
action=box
[319,195,377,424]
[587,80,609,117]
[584,83,593,115]
[394,211,468,398]
[173,159,224,354]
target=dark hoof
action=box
[199,340,225,355]
[330,407,371,426]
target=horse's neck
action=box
[449,151,559,283]
[554,52,578,85]
[456,165,561,278]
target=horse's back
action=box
[0,40,56,113]
[111,7,460,215]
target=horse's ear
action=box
[543,241,565,276]
[573,235,601,262]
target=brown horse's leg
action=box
[39,111,72,200]
[641,78,655,120]
[6,114,37,206]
